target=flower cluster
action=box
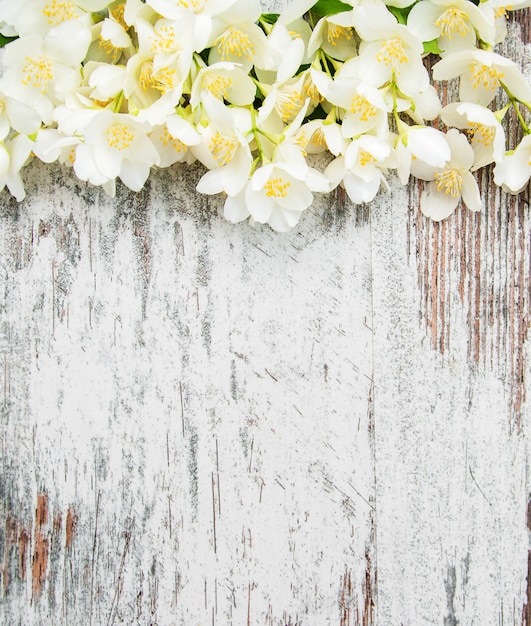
[0,0,530,230]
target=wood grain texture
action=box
[0,162,378,624]
[0,4,530,625]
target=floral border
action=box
[0,0,529,231]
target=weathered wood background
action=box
[1,4,531,625]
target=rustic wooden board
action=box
[1,4,530,625]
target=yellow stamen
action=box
[139,62,176,94]
[469,63,503,91]
[21,57,53,93]
[376,38,408,71]
[110,5,128,30]
[435,7,471,38]
[42,1,76,26]
[494,5,511,18]
[294,131,308,153]
[106,124,134,151]
[139,62,156,91]
[152,24,177,54]
[264,176,291,198]
[350,95,377,121]
[201,74,232,100]
[327,24,353,46]
[467,124,494,146]
[98,35,121,61]
[310,128,327,148]
[303,75,322,102]
[435,169,463,196]
[215,27,254,61]
[160,128,186,152]
[154,67,177,93]
[92,97,113,108]
[277,89,305,123]
[208,132,238,165]
[359,150,375,166]
[176,0,205,13]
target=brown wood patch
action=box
[413,11,531,429]
[31,494,49,600]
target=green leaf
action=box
[310,0,353,18]
[260,13,280,24]
[306,103,328,121]
[423,38,444,55]
[0,33,17,48]
[387,4,414,24]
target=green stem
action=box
[112,91,124,113]
[256,128,280,143]
[249,106,269,164]
[502,82,530,135]
[517,99,531,114]
[391,80,402,133]
[513,99,529,134]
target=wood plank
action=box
[0,163,377,624]
[0,3,530,624]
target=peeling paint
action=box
[65,507,77,552]
[523,500,531,626]
[31,494,49,600]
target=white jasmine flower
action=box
[0,90,42,141]
[240,160,329,232]
[85,61,127,103]
[412,128,482,220]
[150,115,200,168]
[353,0,429,97]
[72,110,159,192]
[145,0,238,53]
[0,20,91,124]
[124,54,186,124]
[116,14,192,113]
[494,135,531,194]
[193,93,253,197]
[478,0,531,45]
[308,12,357,61]
[432,49,531,106]
[255,20,309,82]
[0,134,33,201]
[324,57,389,138]
[190,62,256,108]
[441,101,505,169]
[208,22,267,72]
[394,124,451,184]
[32,127,81,165]
[134,15,195,74]
[123,0,155,27]
[101,16,132,50]
[222,185,250,224]
[293,119,347,156]
[206,0,267,71]
[92,14,134,64]
[326,134,394,203]
[0,141,8,179]
[258,69,320,128]
[0,0,107,37]
[407,0,495,56]
[405,85,442,123]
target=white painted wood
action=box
[0,4,530,625]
